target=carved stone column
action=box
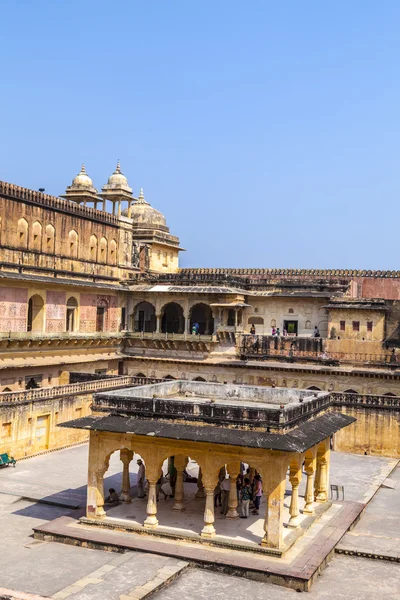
[288,460,302,528]
[261,456,288,549]
[226,461,240,519]
[316,440,330,503]
[185,315,191,334]
[195,467,205,498]
[314,461,321,501]
[173,455,188,511]
[144,478,158,528]
[86,432,108,520]
[201,486,216,538]
[119,449,133,503]
[156,314,161,334]
[303,451,317,514]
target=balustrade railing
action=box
[0,375,163,404]
[127,331,214,342]
[0,331,124,340]
[238,334,397,368]
[332,392,400,408]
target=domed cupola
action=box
[125,188,167,229]
[100,160,133,216]
[61,164,99,204]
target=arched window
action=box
[135,373,146,378]
[66,297,78,332]
[2,387,12,392]
[288,308,294,314]
[18,218,28,249]
[307,386,322,391]
[31,221,42,252]
[109,239,117,265]
[193,376,206,382]
[161,302,184,333]
[89,235,98,261]
[164,375,176,380]
[27,295,45,332]
[305,320,312,329]
[96,298,109,332]
[227,309,235,326]
[45,224,55,253]
[383,392,397,397]
[99,237,107,263]
[68,230,78,258]
[189,303,214,334]
[343,389,358,394]
[133,301,156,332]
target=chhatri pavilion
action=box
[61,381,354,553]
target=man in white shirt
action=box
[220,476,230,515]
[137,459,146,498]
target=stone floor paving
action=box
[0,446,399,599]
[152,557,400,600]
[337,464,400,559]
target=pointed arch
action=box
[68,230,79,258]
[89,235,98,261]
[109,239,117,265]
[31,221,42,252]
[18,218,28,249]
[99,237,107,263]
[45,224,55,253]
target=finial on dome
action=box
[137,187,148,204]
[80,163,86,175]
[115,160,121,174]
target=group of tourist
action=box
[249,324,321,337]
[214,464,263,518]
[105,459,264,519]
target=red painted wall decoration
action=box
[0,287,28,332]
[46,291,67,332]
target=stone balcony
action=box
[0,330,124,351]
[124,331,216,356]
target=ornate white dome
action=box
[106,161,129,188]
[123,188,167,228]
[71,164,95,190]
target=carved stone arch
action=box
[45,223,55,253]
[99,237,108,264]
[161,302,185,334]
[109,239,117,265]
[68,229,79,258]
[189,302,214,334]
[18,217,29,249]
[31,221,42,252]
[132,301,156,332]
[89,234,98,261]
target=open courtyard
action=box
[0,444,399,599]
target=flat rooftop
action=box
[60,381,355,452]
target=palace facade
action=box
[1,163,399,458]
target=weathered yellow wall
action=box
[150,244,179,273]
[0,393,92,459]
[333,405,400,458]
[328,308,385,341]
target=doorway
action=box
[284,320,298,335]
[96,307,106,332]
[35,415,50,451]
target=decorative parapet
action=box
[0,375,163,404]
[0,180,119,226]
[332,392,400,408]
[178,268,400,279]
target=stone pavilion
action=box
[61,381,355,553]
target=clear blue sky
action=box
[1,1,399,269]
